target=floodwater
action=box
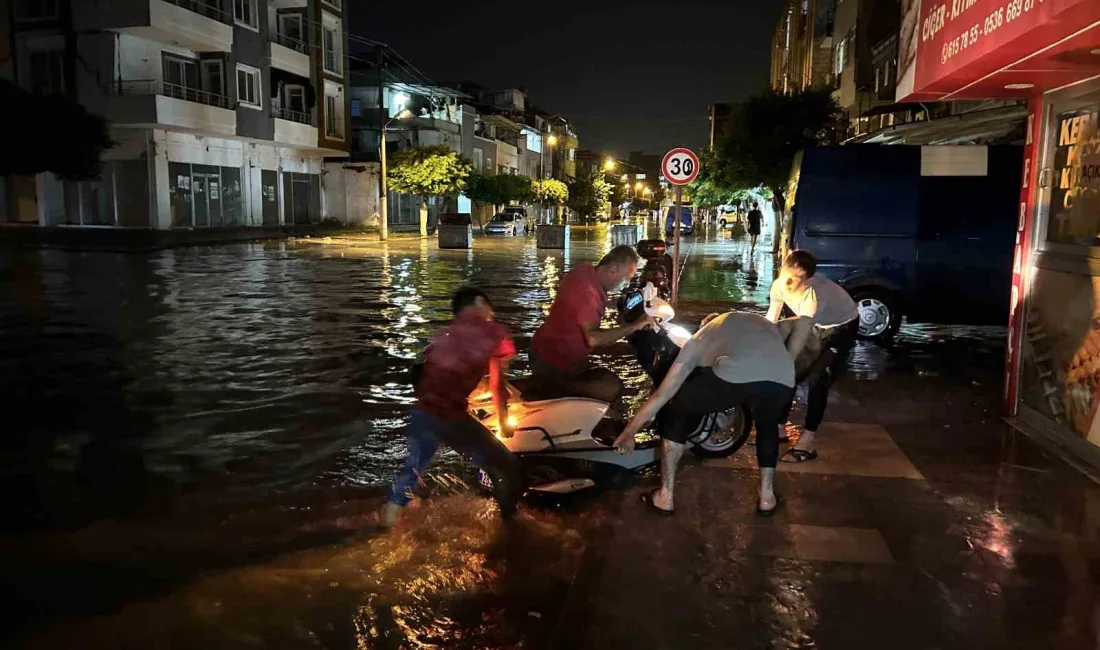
[0,221,1014,648]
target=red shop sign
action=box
[897,0,1100,102]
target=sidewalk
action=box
[550,362,1100,649]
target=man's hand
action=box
[631,314,657,332]
[499,420,514,439]
[614,430,636,455]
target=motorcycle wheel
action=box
[690,404,753,459]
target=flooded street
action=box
[7,224,1087,650]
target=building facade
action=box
[896,0,1100,471]
[5,0,349,228]
[771,0,838,93]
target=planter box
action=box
[610,223,645,247]
[438,224,472,249]
[536,224,569,249]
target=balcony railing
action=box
[274,33,307,53]
[275,107,312,125]
[165,0,231,24]
[115,80,231,110]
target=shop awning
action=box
[853,104,1027,145]
[895,0,1100,102]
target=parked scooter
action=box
[470,283,752,496]
[634,239,673,301]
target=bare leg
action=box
[759,467,776,510]
[653,438,686,511]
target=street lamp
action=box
[379,107,415,241]
[604,158,616,171]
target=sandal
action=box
[780,448,818,464]
[640,489,674,516]
[757,493,784,517]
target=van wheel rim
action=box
[857,298,891,337]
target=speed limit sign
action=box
[661,148,700,185]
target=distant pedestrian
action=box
[747,203,763,252]
[383,286,523,527]
[766,250,859,463]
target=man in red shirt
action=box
[383,287,523,527]
[529,245,653,407]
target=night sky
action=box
[348,0,783,157]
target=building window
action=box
[164,55,199,99]
[201,59,225,98]
[322,13,343,77]
[14,0,58,21]
[236,64,262,110]
[350,98,361,117]
[568,148,576,162]
[472,149,483,170]
[28,50,65,94]
[278,13,304,50]
[234,0,258,30]
[324,83,344,139]
[322,0,342,9]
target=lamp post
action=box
[378,108,414,241]
[539,131,558,224]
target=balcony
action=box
[274,108,318,148]
[270,36,311,79]
[84,0,233,52]
[109,80,236,136]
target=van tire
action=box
[848,287,901,342]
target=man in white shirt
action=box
[766,250,859,463]
[614,312,813,516]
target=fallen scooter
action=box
[469,283,752,496]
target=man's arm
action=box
[614,344,698,451]
[776,316,814,360]
[583,318,650,348]
[488,357,511,437]
[766,278,784,323]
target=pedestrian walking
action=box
[747,202,763,252]
[614,312,814,516]
[766,250,859,463]
[383,286,523,527]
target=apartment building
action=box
[5,0,349,228]
[771,0,838,93]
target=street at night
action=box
[4,0,1100,647]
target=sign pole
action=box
[672,185,682,305]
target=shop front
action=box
[897,0,1100,466]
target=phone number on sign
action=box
[940,0,1043,65]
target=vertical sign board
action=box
[1003,96,1043,416]
[661,148,700,305]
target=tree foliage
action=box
[1,79,113,181]
[386,145,470,199]
[706,86,844,203]
[566,173,613,219]
[531,178,568,205]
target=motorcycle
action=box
[634,239,673,301]
[469,282,752,496]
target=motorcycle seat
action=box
[509,377,608,403]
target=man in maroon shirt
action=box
[529,245,653,408]
[383,287,523,527]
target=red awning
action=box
[896,0,1100,102]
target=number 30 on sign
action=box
[661,148,700,185]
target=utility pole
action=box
[376,47,388,241]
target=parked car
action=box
[780,145,1022,342]
[501,205,533,232]
[664,206,694,236]
[485,213,524,236]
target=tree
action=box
[566,173,613,221]
[464,173,535,230]
[387,145,471,233]
[707,86,844,251]
[531,178,568,223]
[1,79,113,180]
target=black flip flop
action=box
[640,489,674,516]
[757,493,784,518]
[780,448,818,464]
